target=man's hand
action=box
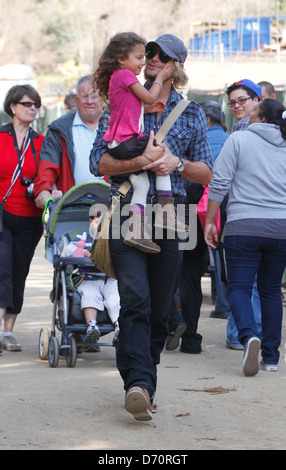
[142,131,165,164]
[142,143,178,176]
[35,189,63,209]
[35,190,52,209]
[51,189,63,201]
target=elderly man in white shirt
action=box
[34,75,104,208]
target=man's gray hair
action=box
[75,75,92,95]
[200,100,223,125]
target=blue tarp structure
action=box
[190,16,279,54]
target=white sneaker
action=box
[2,335,22,352]
[259,360,278,372]
[113,321,120,339]
[242,337,261,376]
[86,322,100,343]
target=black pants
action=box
[109,202,181,399]
[0,211,43,314]
[169,217,207,353]
[179,219,207,352]
[107,136,150,160]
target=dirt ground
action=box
[1,237,286,451]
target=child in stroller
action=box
[64,202,120,344]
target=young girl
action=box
[93,32,183,254]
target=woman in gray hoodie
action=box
[204,98,286,377]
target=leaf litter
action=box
[179,386,237,395]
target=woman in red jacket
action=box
[0,85,44,352]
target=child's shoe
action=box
[113,321,120,339]
[86,320,100,343]
[154,196,189,233]
[123,213,160,254]
[112,321,120,346]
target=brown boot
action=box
[123,213,161,254]
[154,197,189,233]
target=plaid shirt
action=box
[90,87,213,197]
[230,115,250,133]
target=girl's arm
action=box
[129,62,173,105]
[130,81,163,105]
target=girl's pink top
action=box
[103,69,144,143]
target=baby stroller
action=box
[38,180,117,368]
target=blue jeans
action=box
[109,208,181,399]
[227,277,262,346]
[224,235,286,364]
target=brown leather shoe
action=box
[125,386,153,421]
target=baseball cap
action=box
[234,79,262,98]
[146,34,188,63]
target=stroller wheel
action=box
[66,335,77,368]
[48,336,60,368]
[39,328,49,360]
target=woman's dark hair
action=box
[92,32,146,105]
[257,98,286,140]
[4,84,41,118]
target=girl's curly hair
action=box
[92,32,146,105]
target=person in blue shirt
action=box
[200,101,228,160]
[90,33,213,422]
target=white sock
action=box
[129,172,149,206]
[156,175,172,192]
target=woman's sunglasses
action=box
[17,101,41,109]
[145,46,179,63]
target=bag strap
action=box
[109,180,132,215]
[116,179,132,198]
[2,129,32,203]
[154,99,190,143]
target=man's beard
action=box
[144,66,157,82]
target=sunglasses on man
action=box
[145,46,180,63]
